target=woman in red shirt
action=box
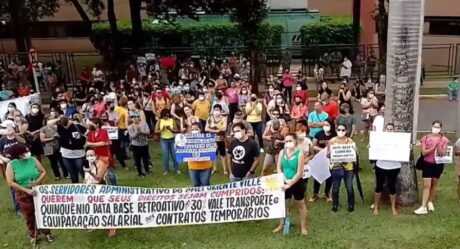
[292,84,308,104]
[86,118,111,165]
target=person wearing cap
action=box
[335,103,356,138]
[5,144,54,245]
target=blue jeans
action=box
[331,167,355,208]
[189,168,212,187]
[250,122,264,149]
[106,168,118,186]
[448,89,458,100]
[62,157,85,183]
[160,138,179,172]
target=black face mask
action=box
[251,97,257,102]
[109,106,115,111]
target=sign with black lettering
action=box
[435,146,453,164]
[175,133,217,162]
[330,144,357,163]
[34,174,285,229]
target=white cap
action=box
[1,120,15,128]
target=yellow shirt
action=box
[245,102,262,123]
[159,118,175,139]
[115,106,128,129]
[188,161,213,170]
[192,100,211,121]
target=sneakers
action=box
[325,194,333,203]
[427,202,435,212]
[308,195,319,203]
[414,206,428,215]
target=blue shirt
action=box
[64,107,76,118]
[308,111,329,137]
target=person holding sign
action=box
[228,123,260,182]
[372,123,401,216]
[327,124,357,212]
[84,149,116,237]
[188,123,213,186]
[130,112,152,177]
[273,133,308,236]
[205,104,228,175]
[414,120,449,215]
[155,109,180,175]
[5,144,54,245]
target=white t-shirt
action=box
[372,115,385,132]
[92,70,104,81]
[340,60,352,77]
[376,160,401,170]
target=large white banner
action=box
[0,94,39,118]
[369,132,411,162]
[34,175,286,229]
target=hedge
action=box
[299,16,354,45]
[91,21,284,50]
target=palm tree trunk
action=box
[352,0,361,44]
[129,0,143,49]
[384,0,425,206]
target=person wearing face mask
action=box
[263,84,277,121]
[293,83,308,105]
[5,144,54,245]
[226,81,240,121]
[340,57,353,84]
[307,102,329,139]
[372,105,385,132]
[245,94,264,153]
[126,100,146,127]
[291,96,309,123]
[12,110,28,136]
[317,82,332,100]
[192,92,211,132]
[3,103,18,121]
[25,104,44,162]
[182,106,199,133]
[59,100,76,118]
[338,83,353,114]
[261,119,286,176]
[227,111,255,139]
[372,123,402,216]
[327,124,357,212]
[320,93,339,121]
[48,116,87,183]
[153,87,170,123]
[273,133,308,236]
[170,94,186,125]
[216,74,227,91]
[205,105,228,174]
[83,149,116,237]
[40,114,68,180]
[212,91,229,116]
[227,123,260,182]
[282,69,294,104]
[414,120,449,215]
[309,119,335,203]
[238,87,250,111]
[129,112,152,177]
[86,118,110,164]
[155,109,180,175]
[295,120,314,160]
[360,90,379,138]
[335,103,356,138]
[187,122,213,187]
[269,93,290,121]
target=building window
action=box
[426,17,460,36]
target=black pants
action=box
[144,110,155,132]
[374,167,400,195]
[132,145,150,176]
[199,119,207,133]
[47,152,68,178]
[313,177,332,196]
[110,140,126,167]
[284,86,292,104]
[229,103,239,122]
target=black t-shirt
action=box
[0,137,20,159]
[319,88,333,97]
[314,131,335,149]
[57,124,87,150]
[228,138,260,178]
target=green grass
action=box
[1,135,460,249]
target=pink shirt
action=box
[93,102,107,118]
[282,74,294,87]
[226,87,239,104]
[291,105,308,120]
[421,135,449,164]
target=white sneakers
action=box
[414,206,428,215]
[414,202,434,215]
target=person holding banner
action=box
[84,149,117,237]
[5,144,54,245]
[187,122,213,186]
[414,120,449,215]
[155,109,180,175]
[327,124,357,212]
[309,119,335,203]
[274,133,308,236]
[372,123,401,216]
[228,122,260,182]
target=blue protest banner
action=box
[175,133,217,163]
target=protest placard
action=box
[369,132,411,162]
[307,149,331,184]
[103,127,119,140]
[175,133,217,163]
[34,174,285,229]
[435,146,453,164]
[330,144,356,163]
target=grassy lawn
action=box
[1,135,459,249]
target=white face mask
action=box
[31,108,39,114]
[296,132,306,140]
[191,130,200,134]
[323,126,331,132]
[285,141,295,149]
[213,110,221,117]
[60,103,67,110]
[268,88,274,93]
[432,127,441,134]
[234,131,243,140]
[368,94,374,99]
[296,86,302,91]
[199,96,205,101]
[23,152,31,159]
[337,131,346,137]
[202,88,208,93]
[8,107,14,112]
[242,91,247,95]
[86,155,96,162]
